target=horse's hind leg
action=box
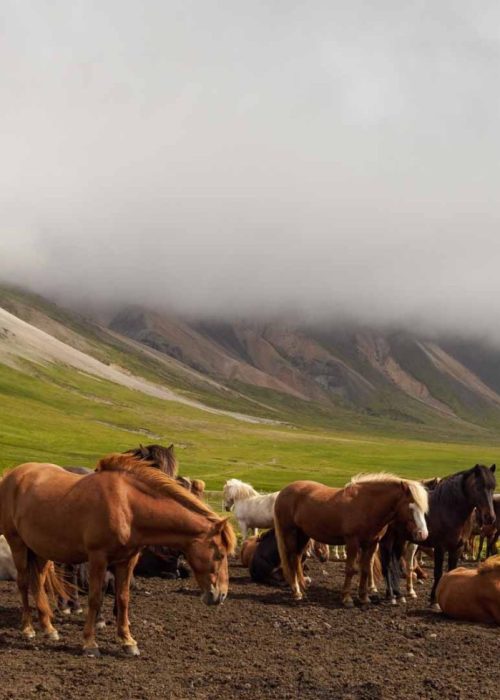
[113,554,140,656]
[9,539,35,638]
[31,558,60,640]
[358,542,378,605]
[295,531,312,592]
[341,539,359,608]
[82,554,107,656]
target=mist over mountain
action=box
[2,1,500,340]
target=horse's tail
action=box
[27,553,73,607]
[273,504,294,586]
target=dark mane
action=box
[430,465,496,511]
[124,444,178,478]
[96,453,235,553]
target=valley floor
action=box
[0,560,496,700]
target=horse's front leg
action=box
[341,539,359,608]
[82,554,107,656]
[405,543,418,598]
[358,542,378,605]
[9,540,36,638]
[113,554,140,656]
[430,546,444,609]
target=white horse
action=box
[223,478,279,539]
[0,535,16,580]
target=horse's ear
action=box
[400,481,410,494]
[139,444,148,459]
[474,464,481,474]
[491,464,496,473]
[167,443,174,452]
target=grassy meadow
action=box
[1,359,499,492]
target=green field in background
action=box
[1,361,498,491]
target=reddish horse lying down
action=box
[0,454,236,657]
[437,555,500,624]
[274,473,429,606]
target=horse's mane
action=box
[478,555,500,575]
[124,444,178,478]
[430,465,495,512]
[223,478,259,501]
[96,454,235,553]
[348,472,429,513]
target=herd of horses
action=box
[0,443,499,658]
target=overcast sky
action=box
[1,1,500,334]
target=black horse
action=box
[380,464,496,606]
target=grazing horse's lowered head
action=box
[223,479,259,511]
[348,473,429,542]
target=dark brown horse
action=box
[0,454,235,656]
[274,473,429,606]
[380,464,496,607]
[476,494,500,560]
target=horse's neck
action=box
[430,480,472,525]
[130,495,213,547]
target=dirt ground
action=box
[0,558,497,700]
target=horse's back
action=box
[274,480,344,543]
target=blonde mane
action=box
[347,472,429,513]
[223,478,259,502]
[96,454,236,553]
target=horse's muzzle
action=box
[201,587,227,606]
[414,528,428,542]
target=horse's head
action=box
[223,478,257,511]
[311,540,330,563]
[465,464,496,526]
[184,518,236,606]
[395,481,429,542]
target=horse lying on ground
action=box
[223,479,279,539]
[380,465,496,607]
[274,473,429,606]
[437,555,500,624]
[241,530,329,586]
[0,453,236,657]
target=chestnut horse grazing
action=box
[437,555,500,624]
[0,454,236,657]
[274,473,429,606]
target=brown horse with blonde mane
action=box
[274,473,429,606]
[0,453,235,657]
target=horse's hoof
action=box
[22,628,36,639]
[303,576,312,587]
[408,591,418,599]
[390,597,398,606]
[60,607,71,616]
[342,599,354,608]
[45,630,60,641]
[83,647,101,657]
[430,603,441,613]
[96,620,106,630]
[399,596,407,604]
[292,593,303,601]
[123,644,140,657]
[73,607,84,615]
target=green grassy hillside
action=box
[1,361,498,490]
